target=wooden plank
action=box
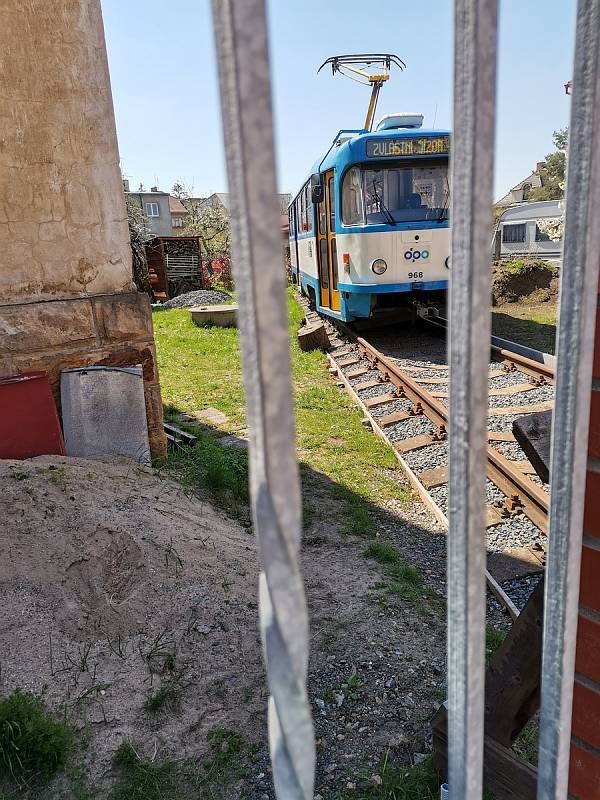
[378,410,412,428]
[488,400,553,417]
[512,410,552,483]
[412,375,449,385]
[418,465,448,489]
[432,706,538,800]
[398,363,448,373]
[489,382,536,397]
[488,430,517,442]
[394,433,433,453]
[512,460,537,475]
[486,505,506,528]
[486,571,520,621]
[354,379,385,391]
[487,547,545,582]
[336,356,360,367]
[485,578,544,745]
[363,392,397,409]
[345,367,370,379]
[430,390,448,399]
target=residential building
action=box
[189,192,292,216]
[494,163,547,210]
[493,199,563,263]
[126,187,189,236]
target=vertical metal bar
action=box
[537,1,600,796]
[211,2,315,799]
[448,0,497,797]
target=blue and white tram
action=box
[288,113,450,322]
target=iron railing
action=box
[210,0,600,797]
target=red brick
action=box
[572,680,600,751]
[569,741,600,799]
[594,310,600,379]
[590,392,600,459]
[580,546,600,611]
[584,472,600,539]
[576,615,600,684]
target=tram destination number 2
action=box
[366,136,450,158]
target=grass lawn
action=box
[154,288,407,534]
[491,301,557,354]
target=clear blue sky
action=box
[101,0,575,201]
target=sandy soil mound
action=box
[492,260,559,306]
[0,455,264,790]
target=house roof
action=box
[494,170,544,208]
[188,192,292,214]
[168,196,188,214]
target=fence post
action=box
[447,1,498,797]
[211,2,315,798]
[537,1,600,796]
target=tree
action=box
[529,128,568,202]
[172,180,190,201]
[126,194,154,292]
[183,201,231,262]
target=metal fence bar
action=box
[211,2,315,798]
[537,1,600,796]
[447,0,498,797]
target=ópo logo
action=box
[404,248,430,262]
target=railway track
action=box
[315,311,554,621]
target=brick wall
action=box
[569,300,600,798]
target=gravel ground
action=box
[370,397,414,418]
[489,370,536,387]
[403,443,449,472]
[491,441,527,460]
[488,385,554,409]
[385,416,436,443]
[488,573,543,616]
[357,383,395,400]
[428,480,505,515]
[486,516,545,553]
[161,289,231,308]
[341,359,371,374]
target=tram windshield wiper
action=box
[371,180,396,226]
[437,179,450,222]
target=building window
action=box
[502,223,526,243]
[145,202,160,217]
[172,217,184,228]
[535,224,551,242]
[522,183,531,201]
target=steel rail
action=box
[421,314,556,384]
[354,336,549,535]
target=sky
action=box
[100,0,576,201]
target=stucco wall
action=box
[0,0,166,459]
[0,0,134,303]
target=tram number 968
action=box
[408,271,424,279]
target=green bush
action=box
[0,690,72,782]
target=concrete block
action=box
[0,299,96,353]
[190,304,238,327]
[61,366,151,464]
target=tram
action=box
[288,54,450,322]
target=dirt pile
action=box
[492,259,559,306]
[0,455,264,793]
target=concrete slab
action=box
[190,305,238,327]
[61,366,151,463]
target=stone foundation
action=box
[0,292,166,459]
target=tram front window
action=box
[342,161,449,225]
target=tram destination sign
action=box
[366,135,450,158]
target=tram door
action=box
[317,170,341,312]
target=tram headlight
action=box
[445,256,451,269]
[371,258,387,275]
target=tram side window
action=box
[305,184,312,232]
[342,167,365,225]
[297,194,304,232]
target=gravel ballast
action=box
[162,289,231,309]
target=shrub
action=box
[0,690,72,782]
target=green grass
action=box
[154,289,408,536]
[111,742,179,800]
[0,690,72,784]
[364,541,439,609]
[186,729,258,798]
[339,754,440,799]
[485,627,506,666]
[144,683,182,714]
[513,719,538,766]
